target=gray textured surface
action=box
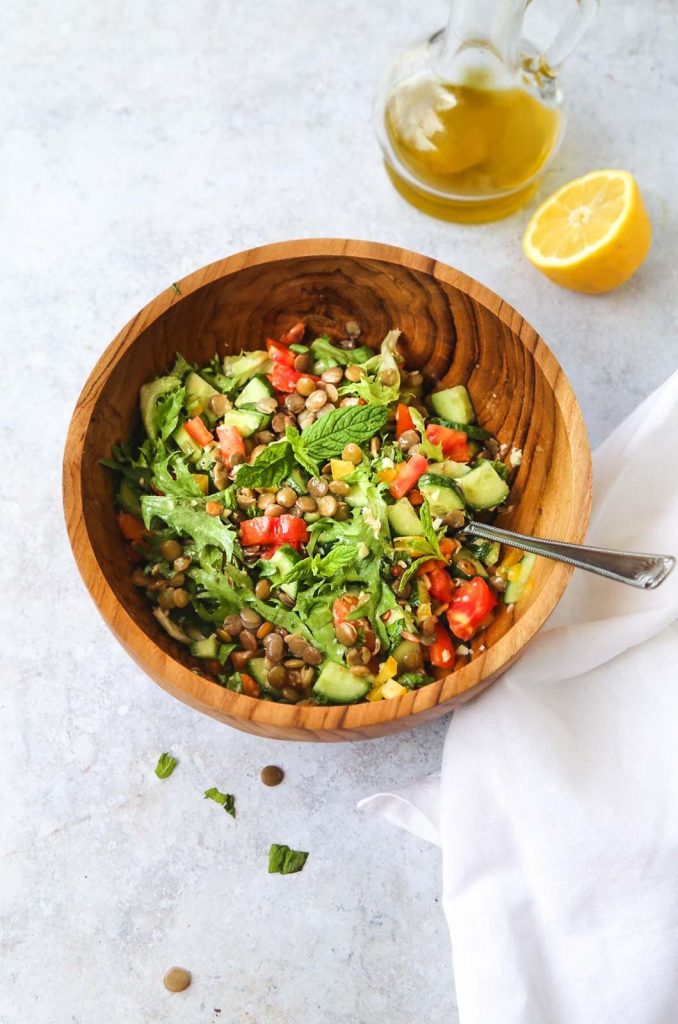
[1,1,677,1022]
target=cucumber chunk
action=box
[418,473,465,516]
[185,371,219,421]
[190,635,219,659]
[504,553,536,604]
[428,460,472,479]
[221,408,267,437]
[430,385,475,425]
[387,498,424,537]
[235,375,273,408]
[313,662,372,704]
[269,544,301,599]
[172,423,203,461]
[455,462,509,510]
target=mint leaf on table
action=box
[234,439,293,489]
[285,426,320,476]
[204,788,236,817]
[300,405,389,460]
[268,843,309,874]
[154,752,178,779]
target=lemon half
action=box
[523,170,652,293]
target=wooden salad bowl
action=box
[63,239,591,741]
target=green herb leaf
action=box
[399,553,440,590]
[204,787,236,816]
[170,352,194,380]
[285,427,320,476]
[410,407,443,462]
[280,543,360,585]
[420,501,442,557]
[310,336,373,367]
[268,843,309,874]
[154,386,186,441]
[154,752,178,779]
[141,495,236,560]
[151,449,203,497]
[301,405,389,460]
[234,440,293,489]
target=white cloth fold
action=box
[360,370,678,1024]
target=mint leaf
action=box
[399,553,442,590]
[285,426,320,476]
[420,501,442,557]
[268,843,309,874]
[154,752,178,779]
[301,405,388,460]
[319,543,360,574]
[234,439,293,489]
[204,788,236,816]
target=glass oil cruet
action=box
[376,0,599,222]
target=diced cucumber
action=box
[504,553,536,605]
[387,498,424,537]
[428,460,471,479]
[185,371,219,421]
[190,635,219,659]
[392,639,424,673]
[139,375,181,440]
[247,657,268,688]
[224,350,271,383]
[269,544,301,599]
[118,478,142,516]
[456,546,488,578]
[455,462,509,510]
[418,473,465,516]
[221,409,267,438]
[235,375,273,408]
[469,539,501,566]
[345,477,371,508]
[473,458,509,481]
[313,661,372,704]
[286,467,308,495]
[430,385,475,425]
[173,423,203,461]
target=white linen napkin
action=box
[360,370,678,1024]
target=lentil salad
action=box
[103,321,533,705]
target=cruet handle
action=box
[533,0,599,75]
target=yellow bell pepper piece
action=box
[381,679,407,700]
[331,459,354,481]
[376,656,398,685]
[366,686,384,702]
[192,474,209,494]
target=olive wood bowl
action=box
[63,239,591,741]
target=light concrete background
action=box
[1,1,677,1022]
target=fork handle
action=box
[462,522,675,590]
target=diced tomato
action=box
[185,416,214,447]
[240,672,261,698]
[446,577,497,642]
[216,424,247,462]
[239,515,309,549]
[426,565,456,604]
[389,453,428,499]
[268,363,319,394]
[278,321,306,346]
[396,403,416,439]
[425,423,471,462]
[117,511,148,544]
[440,537,460,559]
[266,339,296,367]
[428,623,456,669]
[408,488,424,506]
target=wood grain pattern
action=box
[63,239,592,741]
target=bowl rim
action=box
[63,238,592,738]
